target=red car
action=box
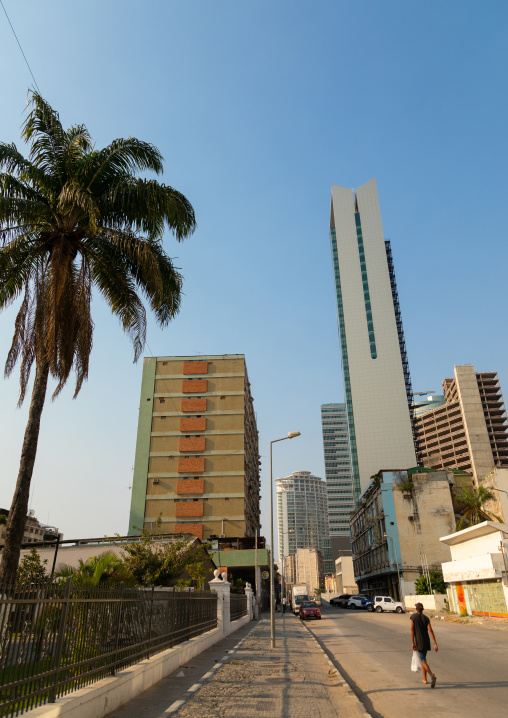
[299,601,322,620]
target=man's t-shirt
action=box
[411,612,431,651]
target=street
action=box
[299,604,508,718]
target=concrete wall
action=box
[404,594,448,611]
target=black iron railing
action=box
[230,594,248,622]
[0,580,217,717]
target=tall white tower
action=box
[329,178,417,498]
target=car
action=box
[330,594,351,608]
[347,595,374,611]
[299,601,322,620]
[373,595,405,613]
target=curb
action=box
[300,619,372,718]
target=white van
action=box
[373,595,405,613]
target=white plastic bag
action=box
[411,651,422,672]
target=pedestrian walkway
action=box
[108,614,369,718]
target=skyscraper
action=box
[329,178,417,498]
[276,471,331,571]
[320,404,355,541]
[128,354,260,540]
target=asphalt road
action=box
[297,604,508,718]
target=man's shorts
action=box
[417,650,428,661]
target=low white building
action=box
[335,555,358,595]
[440,521,508,618]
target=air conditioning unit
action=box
[153,478,159,484]
[220,534,226,538]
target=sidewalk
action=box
[165,614,368,718]
[107,613,368,718]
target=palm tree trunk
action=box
[0,362,50,585]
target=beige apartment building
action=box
[0,509,61,547]
[414,365,508,485]
[128,355,260,541]
[295,547,325,595]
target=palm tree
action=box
[0,92,196,585]
[55,552,132,586]
[455,486,503,530]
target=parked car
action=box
[330,594,351,608]
[299,601,322,620]
[347,595,374,611]
[373,595,405,613]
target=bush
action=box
[414,569,446,595]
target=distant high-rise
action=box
[414,365,508,483]
[320,404,355,538]
[276,471,331,571]
[330,178,417,498]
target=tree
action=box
[414,569,446,595]
[16,547,48,585]
[455,486,503,530]
[120,519,210,588]
[54,552,133,586]
[0,92,196,584]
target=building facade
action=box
[349,469,458,600]
[321,404,355,542]
[441,521,508,618]
[414,365,508,485]
[0,509,61,547]
[329,179,417,499]
[276,471,331,571]
[335,554,358,595]
[128,354,260,540]
[295,547,325,595]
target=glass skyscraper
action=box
[329,179,417,499]
[321,403,355,538]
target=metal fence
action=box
[0,580,217,717]
[230,594,248,622]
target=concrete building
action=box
[128,355,260,541]
[414,365,508,485]
[335,554,358,594]
[441,521,508,618]
[320,404,355,548]
[284,553,296,586]
[412,394,446,417]
[276,471,331,571]
[0,509,61,547]
[296,547,325,595]
[329,179,417,499]
[349,469,459,599]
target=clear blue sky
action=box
[1,1,507,554]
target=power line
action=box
[0,0,41,93]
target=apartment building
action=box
[414,365,508,484]
[0,509,61,547]
[329,179,417,499]
[350,469,459,599]
[128,354,260,540]
[276,471,331,571]
[296,547,325,595]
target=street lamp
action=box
[270,431,301,649]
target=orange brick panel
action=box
[179,437,206,453]
[175,524,203,540]
[176,479,204,495]
[182,379,208,394]
[180,417,207,432]
[183,361,208,375]
[178,457,205,473]
[181,398,207,413]
[175,501,204,518]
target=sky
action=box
[1,1,507,557]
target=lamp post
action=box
[384,533,403,601]
[270,431,301,649]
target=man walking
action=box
[410,602,438,687]
[282,596,286,614]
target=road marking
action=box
[162,699,186,714]
[187,683,202,693]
